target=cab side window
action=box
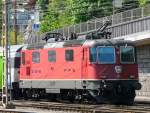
[65,50,74,61]
[90,48,97,63]
[32,52,40,63]
[48,50,56,62]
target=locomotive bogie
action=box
[19,79,139,104]
[19,80,140,92]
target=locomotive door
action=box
[63,47,83,79]
[81,48,88,82]
[24,51,31,77]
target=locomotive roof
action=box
[0,45,23,52]
[22,39,134,50]
[83,39,134,47]
[0,45,23,57]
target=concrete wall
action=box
[136,44,150,97]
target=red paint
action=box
[20,46,138,80]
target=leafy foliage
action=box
[116,0,139,13]
[38,0,150,33]
[39,0,113,32]
[138,0,146,6]
[72,0,113,23]
[9,31,24,45]
[138,0,149,7]
[40,0,74,32]
[37,0,49,11]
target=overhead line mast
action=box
[1,0,12,108]
[14,0,17,44]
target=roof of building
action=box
[27,0,36,5]
[24,0,36,9]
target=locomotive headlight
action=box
[115,66,122,74]
[129,75,135,79]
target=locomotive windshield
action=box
[98,47,115,64]
[89,47,116,64]
[120,46,135,63]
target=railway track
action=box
[0,108,30,113]
[3,100,149,113]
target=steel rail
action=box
[0,100,148,113]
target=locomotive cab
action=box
[85,40,141,104]
[89,45,138,79]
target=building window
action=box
[32,52,40,63]
[22,52,25,65]
[48,50,56,62]
[65,50,74,61]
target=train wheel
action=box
[46,93,57,101]
[39,89,45,99]
[116,97,134,105]
[123,89,135,105]
[68,90,75,103]
[32,90,40,100]
[22,89,28,100]
[23,89,33,100]
[114,90,135,105]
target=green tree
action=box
[138,0,146,6]
[39,0,113,32]
[37,0,49,11]
[40,0,74,32]
[117,0,139,12]
[9,31,23,45]
[138,0,148,7]
[72,0,112,23]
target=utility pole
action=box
[14,0,17,44]
[2,0,13,108]
[2,0,9,108]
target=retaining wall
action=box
[136,44,150,97]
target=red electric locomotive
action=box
[19,40,141,104]
[19,22,141,104]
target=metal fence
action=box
[26,5,150,44]
[52,5,150,38]
[107,16,150,38]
